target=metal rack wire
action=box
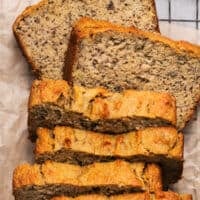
[158,0,200,29]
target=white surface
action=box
[156,0,199,28]
[156,0,196,19]
[0,1,200,199]
[160,21,200,44]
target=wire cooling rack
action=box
[157,0,200,29]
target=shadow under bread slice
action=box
[13,160,162,200]
[65,17,200,130]
[28,79,176,141]
[51,191,192,200]
[35,126,183,186]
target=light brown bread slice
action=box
[35,126,183,185]
[13,160,162,200]
[13,0,159,80]
[51,192,192,200]
[65,17,200,130]
[28,79,176,140]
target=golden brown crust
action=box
[51,192,192,200]
[28,79,70,108]
[180,195,193,200]
[155,191,192,200]
[35,126,183,185]
[64,29,80,82]
[13,0,49,75]
[51,193,150,200]
[72,17,200,56]
[35,126,183,160]
[144,164,162,193]
[66,17,200,129]
[13,163,44,189]
[13,160,162,192]
[151,0,160,32]
[29,79,176,124]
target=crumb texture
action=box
[13,161,162,200]
[13,0,158,79]
[68,20,200,129]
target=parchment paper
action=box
[0,1,199,199]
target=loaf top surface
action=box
[35,126,183,159]
[13,0,159,79]
[51,191,192,200]
[29,79,176,124]
[13,160,162,191]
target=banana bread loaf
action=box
[65,17,200,130]
[35,126,183,185]
[13,160,162,200]
[28,79,176,140]
[13,0,159,80]
[51,192,192,200]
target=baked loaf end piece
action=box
[51,192,192,200]
[13,160,162,200]
[65,17,200,130]
[13,0,159,80]
[28,79,176,140]
[35,126,183,185]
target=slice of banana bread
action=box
[13,160,162,200]
[65,17,200,130]
[13,0,159,80]
[51,191,192,200]
[28,79,176,140]
[35,126,183,185]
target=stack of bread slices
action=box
[12,0,200,199]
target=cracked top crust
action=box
[13,160,162,192]
[35,126,183,159]
[29,79,176,124]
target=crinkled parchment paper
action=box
[0,1,199,199]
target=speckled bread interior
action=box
[13,0,159,80]
[65,17,200,130]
